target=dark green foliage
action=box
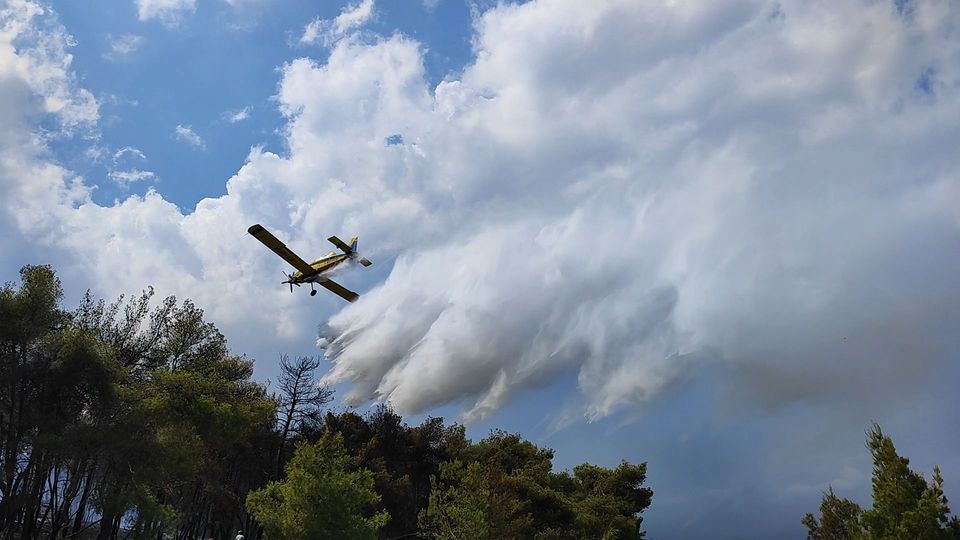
[803,424,960,540]
[322,406,456,539]
[565,461,654,538]
[802,488,862,540]
[0,265,277,539]
[421,430,653,539]
[318,409,653,539]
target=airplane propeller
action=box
[282,271,300,293]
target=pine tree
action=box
[802,487,862,540]
[803,423,960,540]
[246,432,388,540]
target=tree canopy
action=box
[1,264,654,539]
[803,424,960,540]
[246,432,388,540]
[1,265,277,539]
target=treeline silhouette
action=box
[0,265,653,539]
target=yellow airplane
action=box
[248,224,372,302]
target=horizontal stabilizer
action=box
[328,235,353,253]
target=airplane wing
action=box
[319,278,359,303]
[248,224,316,275]
[327,235,354,253]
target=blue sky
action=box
[50,0,475,209]
[3,1,960,538]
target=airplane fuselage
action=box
[292,251,350,283]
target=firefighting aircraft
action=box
[248,224,372,302]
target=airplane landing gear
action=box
[310,284,317,296]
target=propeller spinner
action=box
[282,271,300,293]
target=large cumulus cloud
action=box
[318,0,960,420]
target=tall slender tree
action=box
[274,355,333,480]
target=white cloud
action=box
[103,33,144,60]
[301,0,375,46]
[135,0,195,25]
[422,0,441,11]
[174,124,204,149]
[113,146,147,162]
[107,146,153,184]
[309,0,960,421]
[3,0,960,436]
[223,106,251,123]
[1,1,95,255]
[108,169,156,185]
[0,0,98,134]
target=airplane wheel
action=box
[310,290,317,296]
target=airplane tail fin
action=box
[329,234,371,266]
[351,237,372,266]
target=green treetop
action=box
[803,423,960,540]
[246,432,389,540]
